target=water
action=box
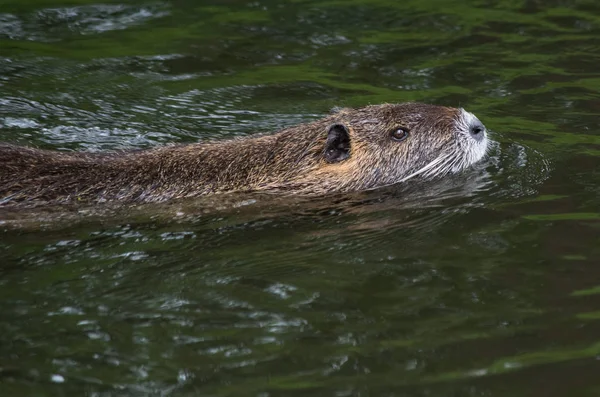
[1,0,599,395]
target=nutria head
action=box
[303,103,488,191]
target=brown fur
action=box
[0,103,471,207]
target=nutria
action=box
[0,103,488,207]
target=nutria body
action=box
[0,103,488,207]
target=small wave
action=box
[0,2,170,42]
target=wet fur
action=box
[0,103,479,207]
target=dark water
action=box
[1,0,599,395]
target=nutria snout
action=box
[0,102,488,207]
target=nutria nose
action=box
[468,119,486,142]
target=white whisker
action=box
[398,151,454,183]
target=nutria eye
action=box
[390,128,409,142]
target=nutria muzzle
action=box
[0,102,489,207]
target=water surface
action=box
[1,0,600,396]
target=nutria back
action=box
[0,103,488,207]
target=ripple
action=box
[0,2,170,42]
[50,374,65,383]
[482,136,553,201]
[1,117,40,128]
[0,13,25,39]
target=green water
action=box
[1,0,599,395]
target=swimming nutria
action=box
[0,103,488,207]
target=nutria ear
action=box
[324,124,350,163]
